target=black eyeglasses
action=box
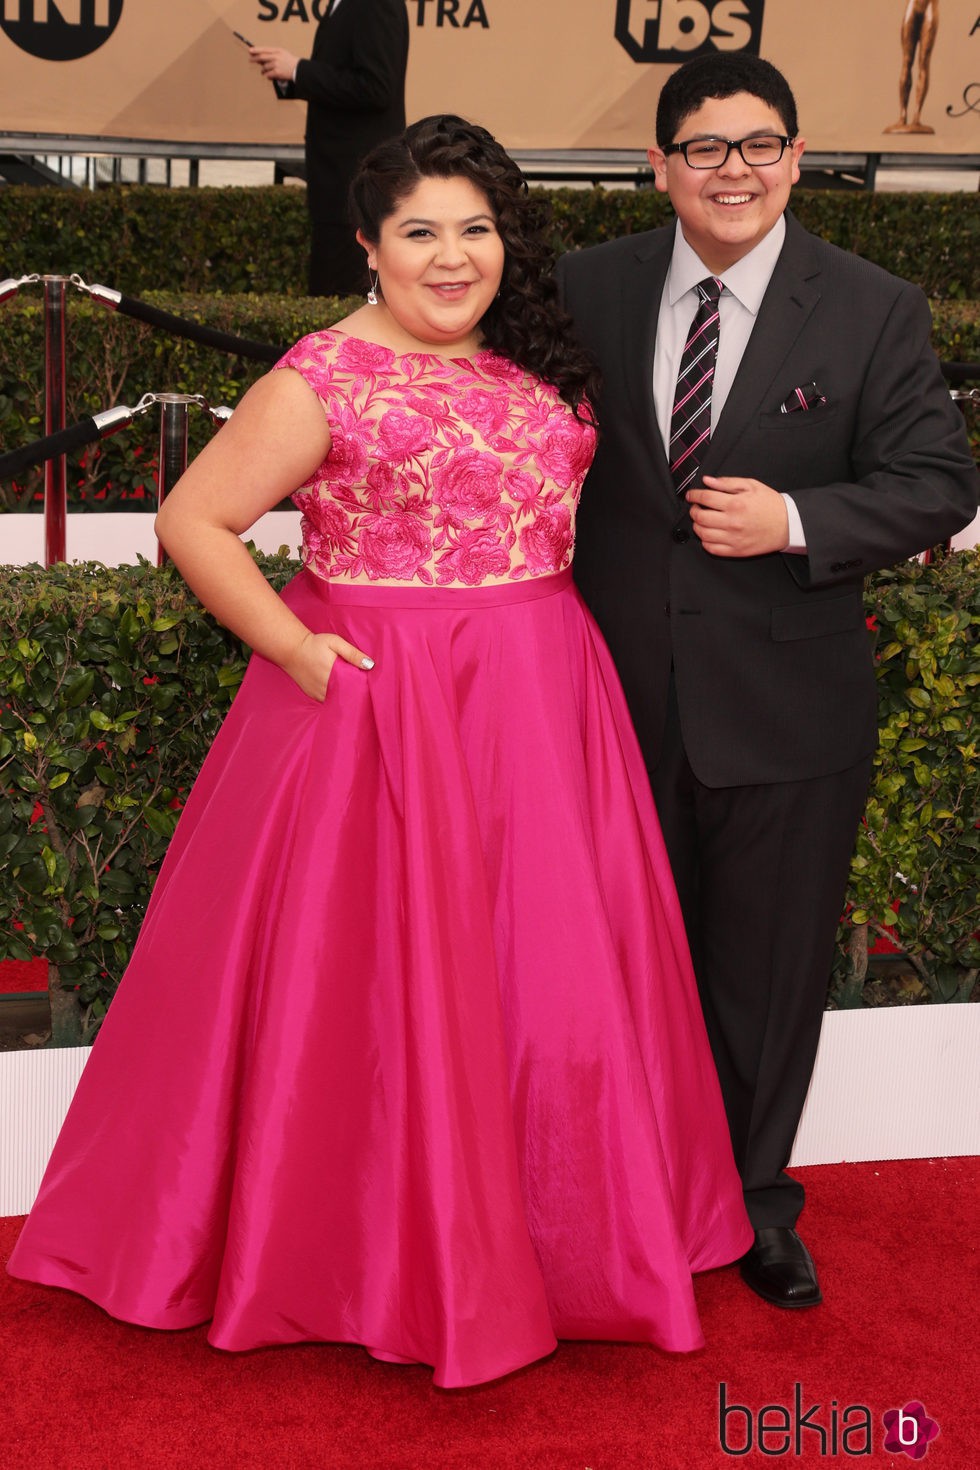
[662,135,794,169]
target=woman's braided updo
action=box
[349,115,598,419]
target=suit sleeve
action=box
[788,282,978,588]
[293,0,407,113]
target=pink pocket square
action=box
[780,382,827,414]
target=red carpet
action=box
[0,959,47,995]
[3,1159,976,1468]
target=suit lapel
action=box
[704,213,822,472]
[318,0,346,47]
[620,231,672,482]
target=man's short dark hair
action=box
[655,53,799,146]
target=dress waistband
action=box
[298,567,574,609]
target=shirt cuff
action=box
[781,493,807,554]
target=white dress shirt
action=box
[653,216,806,552]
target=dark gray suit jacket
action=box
[557,212,978,788]
[284,0,408,225]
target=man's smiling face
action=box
[648,91,806,273]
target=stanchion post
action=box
[155,394,191,566]
[42,275,68,566]
[924,387,978,563]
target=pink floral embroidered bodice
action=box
[275,330,597,587]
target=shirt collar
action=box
[667,213,786,314]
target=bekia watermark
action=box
[882,1402,941,1460]
[719,1383,872,1457]
[718,1384,941,1458]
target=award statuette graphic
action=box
[884,0,939,134]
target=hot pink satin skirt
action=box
[9,569,751,1387]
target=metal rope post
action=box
[156,394,191,567]
[922,387,977,564]
[42,275,69,566]
[154,394,233,566]
[3,272,245,567]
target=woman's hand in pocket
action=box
[283,631,375,702]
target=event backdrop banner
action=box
[0,1,978,154]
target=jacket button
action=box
[672,526,690,544]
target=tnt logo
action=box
[0,0,123,60]
[615,0,763,63]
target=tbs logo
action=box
[0,0,124,61]
[615,0,764,63]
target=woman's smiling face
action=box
[357,174,505,356]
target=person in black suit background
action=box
[250,0,409,296]
[557,53,978,1310]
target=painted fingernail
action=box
[361,657,375,669]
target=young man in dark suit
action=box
[251,0,409,296]
[557,53,977,1308]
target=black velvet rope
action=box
[114,295,285,362]
[0,418,103,483]
[941,362,980,388]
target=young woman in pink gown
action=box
[8,116,752,1387]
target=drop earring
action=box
[366,270,379,306]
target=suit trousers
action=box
[650,675,872,1229]
[309,218,369,299]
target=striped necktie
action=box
[669,276,722,495]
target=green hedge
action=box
[0,552,295,1042]
[2,291,977,514]
[829,551,979,1008]
[1,550,977,1041]
[1,183,978,298]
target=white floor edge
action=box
[2,1005,977,1217]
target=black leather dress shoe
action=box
[739,1227,822,1307]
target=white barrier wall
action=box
[0,510,302,567]
[3,1006,978,1216]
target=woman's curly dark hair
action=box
[349,114,598,419]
